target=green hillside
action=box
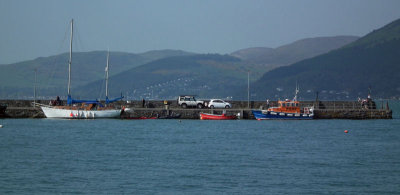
[345,18,400,48]
[249,18,400,100]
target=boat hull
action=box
[41,106,121,119]
[252,110,313,120]
[200,113,237,120]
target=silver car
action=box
[208,99,232,109]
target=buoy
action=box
[0,125,3,128]
[344,130,349,133]
[70,113,73,117]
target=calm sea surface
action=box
[1,102,399,194]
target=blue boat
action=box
[252,109,313,120]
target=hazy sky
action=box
[1,0,400,64]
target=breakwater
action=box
[0,100,392,119]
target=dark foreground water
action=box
[1,117,399,194]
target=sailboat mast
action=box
[294,82,299,101]
[68,19,73,96]
[105,50,109,99]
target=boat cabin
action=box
[268,100,301,114]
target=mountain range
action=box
[0,34,358,99]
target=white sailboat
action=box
[39,19,123,119]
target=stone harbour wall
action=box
[0,100,392,119]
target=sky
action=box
[1,0,400,64]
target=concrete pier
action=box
[0,100,393,119]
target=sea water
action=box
[0,104,399,194]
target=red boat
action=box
[200,113,237,120]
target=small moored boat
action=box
[252,106,313,120]
[200,113,237,120]
[158,113,181,119]
[252,85,314,120]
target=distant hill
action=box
[0,50,193,98]
[231,47,274,61]
[139,49,195,60]
[74,54,244,99]
[231,36,359,71]
[248,18,400,100]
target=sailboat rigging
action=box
[36,19,124,118]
